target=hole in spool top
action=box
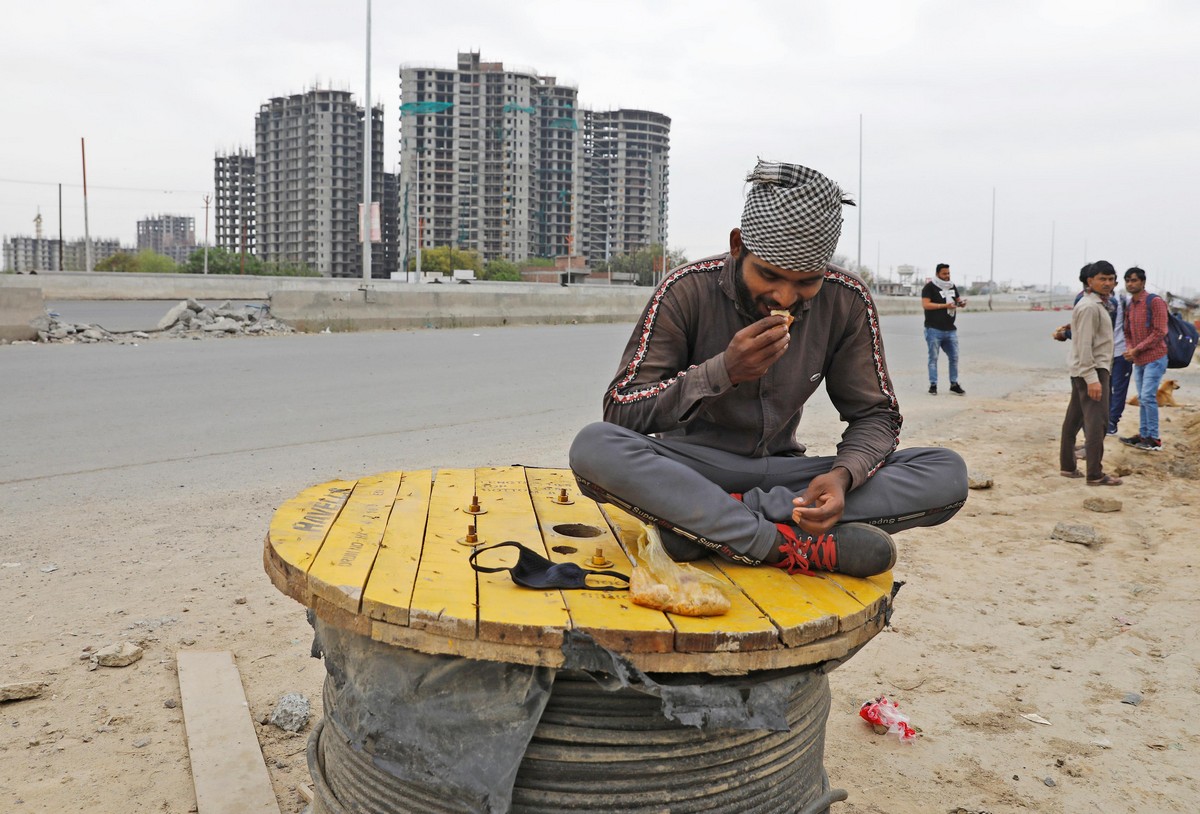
[552,523,604,539]
[551,545,578,555]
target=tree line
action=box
[94,244,702,283]
[96,248,319,276]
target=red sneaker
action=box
[772,522,896,578]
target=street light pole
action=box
[203,194,210,274]
[1048,220,1055,308]
[81,137,93,272]
[362,0,373,281]
[857,113,862,273]
[988,187,996,311]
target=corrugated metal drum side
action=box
[309,670,842,814]
[510,671,836,813]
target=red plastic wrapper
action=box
[859,695,918,742]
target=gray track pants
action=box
[569,421,968,566]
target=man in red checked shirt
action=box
[1119,267,1169,452]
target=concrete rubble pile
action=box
[32,300,295,344]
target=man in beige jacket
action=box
[1059,261,1121,485]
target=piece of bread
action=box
[770,309,794,328]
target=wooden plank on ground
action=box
[526,468,675,654]
[362,470,433,627]
[408,468,480,639]
[474,466,569,648]
[306,473,403,615]
[177,651,279,814]
[264,479,356,603]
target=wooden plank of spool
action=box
[264,479,356,604]
[525,467,676,654]
[408,468,480,639]
[474,466,571,648]
[307,472,403,615]
[368,607,884,674]
[630,611,886,674]
[371,615,567,668]
[779,572,872,633]
[362,470,433,627]
[670,560,780,652]
[708,561,842,648]
[600,503,783,653]
[818,571,894,625]
[266,467,893,673]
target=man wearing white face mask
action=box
[921,263,967,395]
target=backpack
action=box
[1142,293,1198,369]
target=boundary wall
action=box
[2,272,1029,337]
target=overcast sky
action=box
[2,0,1197,291]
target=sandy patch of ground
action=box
[826,376,1200,813]
[2,367,1198,813]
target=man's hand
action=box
[1123,349,1136,362]
[1087,381,1102,401]
[791,467,852,535]
[724,316,790,385]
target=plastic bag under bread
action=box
[628,524,731,617]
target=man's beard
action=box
[732,252,761,317]
[733,251,790,318]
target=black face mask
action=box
[469,541,629,590]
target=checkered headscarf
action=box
[740,160,850,272]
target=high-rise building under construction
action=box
[136,214,196,265]
[398,51,669,270]
[579,107,671,264]
[254,89,386,278]
[214,149,256,257]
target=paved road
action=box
[2,310,1068,505]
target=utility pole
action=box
[203,194,211,274]
[361,0,373,281]
[1048,221,1055,308]
[857,113,862,273]
[988,187,996,311]
[81,138,93,272]
[58,183,63,270]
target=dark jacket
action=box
[602,253,902,490]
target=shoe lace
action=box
[772,524,837,575]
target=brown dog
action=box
[1128,378,1180,407]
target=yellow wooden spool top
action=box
[264,466,893,674]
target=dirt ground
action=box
[2,362,1198,813]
